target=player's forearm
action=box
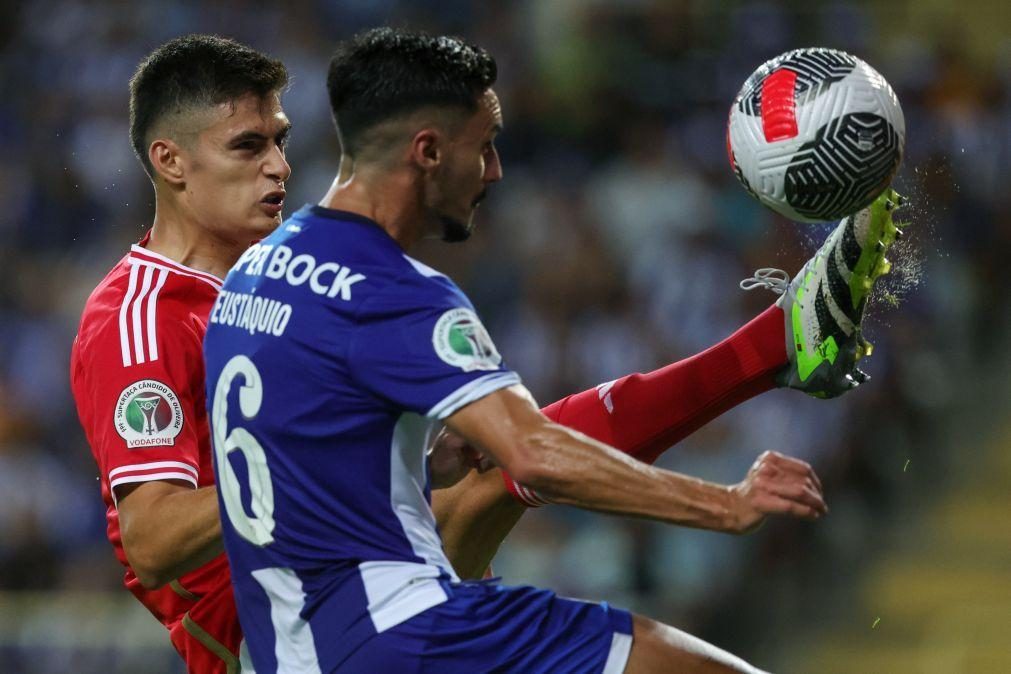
[120,485,223,588]
[447,387,741,532]
[511,424,738,532]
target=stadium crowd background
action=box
[0,0,1008,672]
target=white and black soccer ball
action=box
[727,48,905,223]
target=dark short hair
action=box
[129,34,288,177]
[326,28,497,156]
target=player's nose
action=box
[265,144,292,183]
[484,147,502,184]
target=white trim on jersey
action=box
[146,268,168,361]
[510,478,550,508]
[239,640,257,674]
[119,263,140,367]
[352,412,458,635]
[110,471,197,492]
[250,567,322,674]
[426,371,522,420]
[402,254,447,279]
[117,265,170,367]
[108,461,199,505]
[389,413,458,576]
[131,266,154,365]
[130,245,224,290]
[603,631,634,674]
[358,560,449,633]
[109,460,198,481]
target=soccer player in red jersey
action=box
[71,33,880,672]
[71,36,291,672]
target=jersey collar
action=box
[129,236,224,291]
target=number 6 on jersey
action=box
[212,355,276,546]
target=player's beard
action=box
[440,190,485,243]
[440,215,472,243]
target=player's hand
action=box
[428,428,494,489]
[726,450,827,534]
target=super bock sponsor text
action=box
[233,243,366,300]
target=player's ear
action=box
[410,128,442,171]
[149,138,186,186]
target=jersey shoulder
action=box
[368,252,473,315]
[75,245,223,369]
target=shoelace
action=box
[740,267,804,307]
[739,267,790,294]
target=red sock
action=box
[503,304,787,506]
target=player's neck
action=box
[320,164,428,251]
[146,202,246,281]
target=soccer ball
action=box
[727,48,905,223]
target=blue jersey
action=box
[203,206,521,671]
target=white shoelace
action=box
[739,267,790,295]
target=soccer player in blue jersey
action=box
[202,28,893,673]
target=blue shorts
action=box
[337,579,634,673]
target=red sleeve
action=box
[73,300,204,504]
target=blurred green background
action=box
[1,1,1008,672]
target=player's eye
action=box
[232,136,267,153]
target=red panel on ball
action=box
[761,68,799,142]
[725,106,736,169]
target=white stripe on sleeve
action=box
[602,631,633,674]
[426,372,522,420]
[131,266,154,365]
[119,264,140,367]
[108,461,198,481]
[518,483,549,507]
[110,471,198,491]
[146,269,169,362]
[109,470,198,507]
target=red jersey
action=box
[71,239,242,672]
